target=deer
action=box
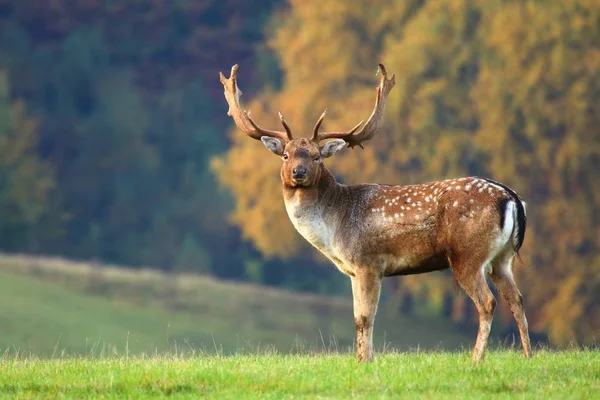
[219,63,531,363]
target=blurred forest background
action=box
[0,0,598,349]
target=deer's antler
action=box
[312,63,395,149]
[219,64,293,142]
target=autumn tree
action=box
[472,0,600,345]
[214,0,600,345]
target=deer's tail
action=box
[482,178,527,256]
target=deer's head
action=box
[260,136,346,187]
[219,64,395,188]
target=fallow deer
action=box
[219,63,531,363]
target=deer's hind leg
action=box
[491,253,532,359]
[451,254,497,362]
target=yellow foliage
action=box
[213,0,600,345]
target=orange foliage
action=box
[214,0,600,345]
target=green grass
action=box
[0,255,595,398]
[0,351,598,398]
[0,254,471,357]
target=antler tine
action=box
[219,64,293,142]
[311,109,328,141]
[313,63,395,148]
[312,109,364,144]
[312,120,364,144]
[278,112,293,141]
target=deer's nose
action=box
[292,167,307,179]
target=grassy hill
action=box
[0,254,473,357]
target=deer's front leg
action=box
[351,271,382,363]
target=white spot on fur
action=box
[455,185,461,190]
[453,201,458,207]
[486,181,506,192]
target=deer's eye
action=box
[314,156,321,162]
[283,153,289,161]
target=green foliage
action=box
[0,351,598,398]
[0,1,282,278]
[0,73,54,251]
[174,233,211,274]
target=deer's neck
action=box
[282,167,344,255]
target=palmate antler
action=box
[220,63,395,147]
[219,64,293,142]
[312,63,396,149]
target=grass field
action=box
[0,254,472,357]
[1,350,598,398]
[0,254,595,398]
[5,254,588,398]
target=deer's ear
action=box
[320,139,348,158]
[261,137,285,156]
